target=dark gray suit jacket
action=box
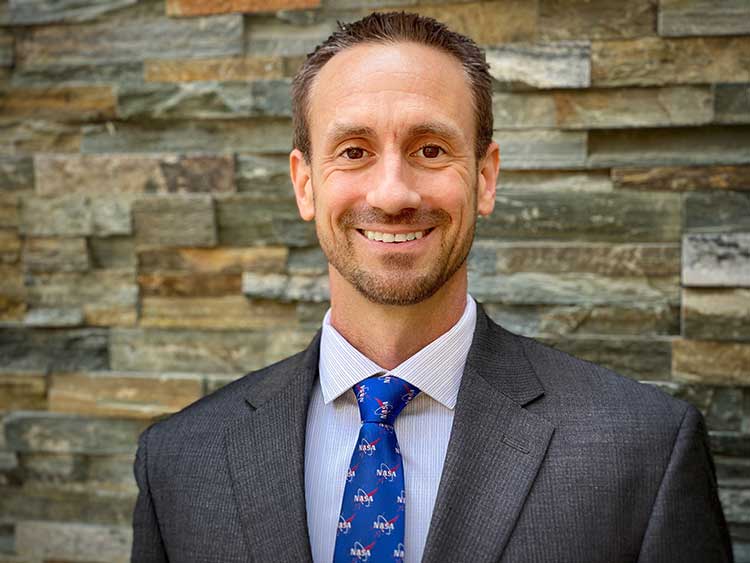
[132,305,733,562]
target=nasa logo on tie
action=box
[333,374,420,562]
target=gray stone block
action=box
[484,302,679,337]
[236,153,295,200]
[684,192,750,233]
[110,327,268,373]
[0,327,108,371]
[659,0,750,37]
[19,195,93,237]
[495,130,588,169]
[4,412,148,454]
[11,61,144,87]
[0,484,136,525]
[216,195,315,247]
[588,126,750,167]
[653,382,744,432]
[16,14,243,65]
[477,191,682,242]
[485,41,590,89]
[82,118,292,154]
[89,237,135,269]
[716,84,750,125]
[0,156,33,192]
[15,521,131,562]
[9,0,137,24]
[539,335,672,380]
[683,233,750,287]
[0,30,12,68]
[242,272,329,302]
[117,80,291,120]
[133,195,216,248]
[469,271,678,307]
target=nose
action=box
[365,150,421,215]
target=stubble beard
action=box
[316,202,478,307]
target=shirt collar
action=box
[318,296,476,409]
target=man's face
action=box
[290,41,498,306]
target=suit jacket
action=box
[131,305,733,562]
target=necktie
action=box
[333,373,420,563]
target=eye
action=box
[414,144,444,159]
[340,146,369,160]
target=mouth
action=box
[356,228,434,243]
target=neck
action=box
[328,266,468,370]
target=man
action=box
[131,11,733,563]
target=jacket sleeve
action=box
[637,404,734,563]
[131,425,169,562]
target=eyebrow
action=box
[324,121,464,147]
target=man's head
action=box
[289,12,499,307]
[291,11,494,164]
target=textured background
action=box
[0,0,749,561]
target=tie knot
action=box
[352,373,420,425]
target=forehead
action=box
[307,41,475,148]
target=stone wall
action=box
[0,0,749,560]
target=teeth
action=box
[362,230,427,243]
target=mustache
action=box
[338,207,450,227]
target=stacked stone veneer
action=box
[0,0,749,561]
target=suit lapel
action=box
[422,307,555,563]
[224,333,320,562]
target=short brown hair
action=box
[291,11,493,164]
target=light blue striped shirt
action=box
[304,296,477,562]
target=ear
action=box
[289,148,315,221]
[476,141,499,217]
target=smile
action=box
[358,229,432,243]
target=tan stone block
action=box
[554,86,712,129]
[35,154,235,196]
[137,246,287,274]
[49,371,203,418]
[612,165,750,191]
[136,230,287,295]
[539,0,655,40]
[673,340,750,385]
[23,237,89,273]
[138,273,241,297]
[0,85,116,120]
[0,229,21,263]
[683,289,750,341]
[144,55,302,82]
[412,1,536,45]
[592,37,750,87]
[0,193,19,228]
[0,370,47,410]
[166,0,319,16]
[140,295,297,329]
[0,263,26,321]
[498,170,613,192]
[0,119,81,154]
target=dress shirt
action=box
[304,296,477,563]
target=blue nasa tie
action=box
[333,374,420,563]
